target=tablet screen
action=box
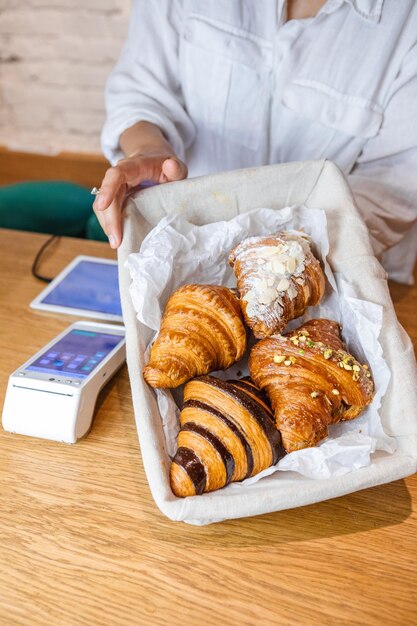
[40,260,122,317]
[26,329,123,379]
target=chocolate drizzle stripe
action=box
[196,376,283,465]
[230,379,263,398]
[182,422,235,486]
[229,380,274,418]
[183,399,254,479]
[173,447,206,495]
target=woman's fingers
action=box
[94,155,188,211]
[92,153,188,248]
[93,166,125,212]
[161,157,188,182]
[93,183,126,248]
[93,155,163,212]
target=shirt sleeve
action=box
[101,0,195,165]
[348,42,417,283]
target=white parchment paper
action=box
[127,207,395,482]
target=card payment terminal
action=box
[2,321,126,444]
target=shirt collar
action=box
[314,0,384,23]
[279,0,384,25]
[346,0,384,22]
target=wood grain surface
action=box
[0,229,416,626]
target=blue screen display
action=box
[26,330,122,379]
[41,260,122,316]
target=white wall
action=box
[0,0,130,155]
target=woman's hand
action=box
[93,122,188,248]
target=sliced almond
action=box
[257,246,281,258]
[272,260,286,274]
[243,289,256,302]
[256,278,268,292]
[287,284,298,299]
[258,287,277,305]
[287,257,297,273]
[277,278,290,292]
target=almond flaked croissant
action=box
[249,319,375,452]
[229,231,325,338]
[143,284,247,388]
[170,375,284,497]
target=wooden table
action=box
[1,229,416,626]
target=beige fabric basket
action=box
[118,159,417,524]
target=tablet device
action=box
[30,255,123,322]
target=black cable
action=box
[31,234,60,283]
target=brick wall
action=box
[0,0,130,155]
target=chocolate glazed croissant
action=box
[249,319,375,452]
[143,284,247,388]
[170,376,284,497]
[229,231,325,338]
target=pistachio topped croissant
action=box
[143,284,247,388]
[249,318,374,452]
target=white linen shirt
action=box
[102,0,417,283]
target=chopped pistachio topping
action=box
[289,356,296,364]
[284,360,292,366]
[298,349,305,355]
[310,391,320,398]
[352,364,360,372]
[343,363,353,371]
[273,355,286,364]
[332,389,340,395]
[306,340,315,348]
[323,349,333,360]
[300,330,309,337]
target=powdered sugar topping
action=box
[233,233,312,321]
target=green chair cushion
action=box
[0,181,105,240]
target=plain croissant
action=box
[143,284,247,388]
[249,318,375,452]
[170,375,284,497]
[229,231,325,338]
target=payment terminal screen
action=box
[26,330,122,379]
[41,260,122,316]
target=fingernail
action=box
[108,234,117,248]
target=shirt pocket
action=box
[179,15,272,151]
[282,79,384,139]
